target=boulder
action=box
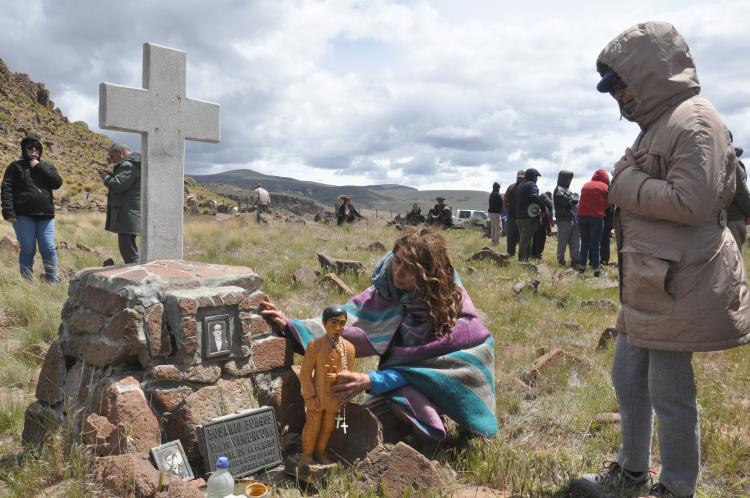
[292,267,317,287]
[91,452,204,498]
[354,442,449,497]
[0,235,19,253]
[92,375,160,454]
[316,252,365,274]
[468,247,510,266]
[168,378,259,457]
[35,340,66,405]
[320,272,353,295]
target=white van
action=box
[454,209,488,225]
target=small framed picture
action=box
[151,440,194,481]
[203,314,231,358]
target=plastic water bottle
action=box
[206,456,235,498]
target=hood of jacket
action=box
[557,170,573,188]
[591,168,610,184]
[20,132,43,161]
[596,21,700,128]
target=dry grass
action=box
[0,212,748,497]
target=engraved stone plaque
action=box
[199,406,282,477]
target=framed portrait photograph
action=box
[151,440,194,481]
[203,314,231,359]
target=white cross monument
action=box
[99,42,220,262]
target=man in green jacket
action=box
[100,143,141,263]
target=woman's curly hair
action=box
[393,226,462,338]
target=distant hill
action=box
[0,58,229,211]
[193,169,490,215]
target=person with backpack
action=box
[1,132,63,281]
[100,143,141,263]
[553,170,580,267]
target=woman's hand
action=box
[331,371,372,403]
[259,298,289,331]
[613,147,648,177]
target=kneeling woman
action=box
[262,226,497,442]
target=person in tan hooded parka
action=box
[573,22,750,498]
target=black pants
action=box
[118,234,139,264]
[532,223,547,259]
[600,222,613,264]
[506,218,519,256]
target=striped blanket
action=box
[287,252,497,440]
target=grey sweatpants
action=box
[556,219,580,265]
[612,333,699,496]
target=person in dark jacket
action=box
[503,170,525,256]
[100,143,141,263]
[515,168,543,261]
[1,133,63,281]
[727,139,750,249]
[576,168,609,276]
[404,203,425,226]
[337,195,363,225]
[553,170,580,267]
[427,197,453,228]
[488,182,503,245]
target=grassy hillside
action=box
[0,213,748,496]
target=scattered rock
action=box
[353,442,449,498]
[367,241,386,252]
[320,272,353,295]
[468,247,510,266]
[91,452,204,498]
[512,281,525,296]
[292,267,317,287]
[451,484,511,497]
[589,279,619,290]
[102,257,115,267]
[0,235,19,253]
[581,299,617,309]
[35,341,65,404]
[316,252,365,274]
[594,412,621,425]
[519,348,567,387]
[597,327,618,350]
[92,375,160,454]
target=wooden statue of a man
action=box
[299,305,355,466]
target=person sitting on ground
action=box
[337,195,363,225]
[261,226,497,452]
[404,203,425,226]
[427,197,453,228]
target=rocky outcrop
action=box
[26,260,305,481]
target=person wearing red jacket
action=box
[576,168,610,276]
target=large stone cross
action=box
[99,42,220,262]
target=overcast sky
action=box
[2,0,748,194]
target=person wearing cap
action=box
[254,182,271,223]
[427,197,453,229]
[726,132,750,249]
[100,143,141,264]
[404,203,425,226]
[576,169,610,277]
[488,182,503,245]
[572,22,750,498]
[1,132,63,281]
[514,168,543,261]
[503,170,525,256]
